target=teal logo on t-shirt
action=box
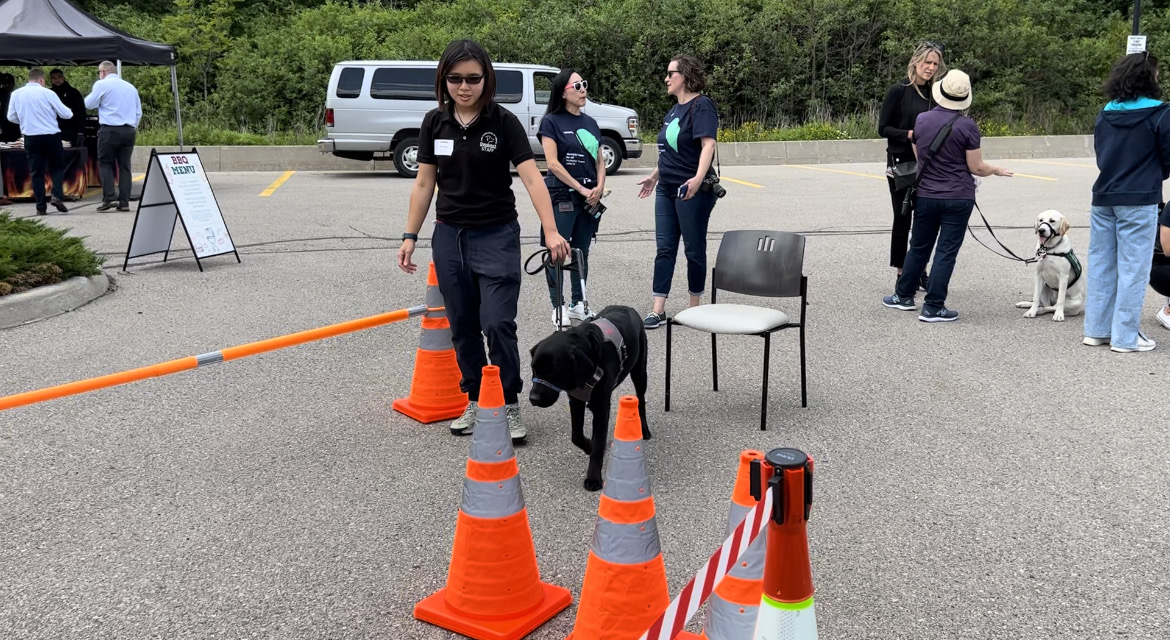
[665,118,681,152]
[575,129,599,160]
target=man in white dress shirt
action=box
[85,61,141,212]
[6,68,72,215]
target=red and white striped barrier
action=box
[639,487,775,640]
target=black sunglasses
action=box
[919,41,946,54]
[445,74,484,86]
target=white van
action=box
[317,60,642,177]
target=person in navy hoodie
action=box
[1083,52,1170,353]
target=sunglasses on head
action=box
[566,80,588,92]
[919,41,945,54]
[445,74,484,86]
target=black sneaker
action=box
[919,307,959,322]
[35,207,48,216]
[116,204,131,212]
[51,200,68,213]
[96,201,115,212]
[882,294,916,310]
[643,311,666,329]
[919,271,929,292]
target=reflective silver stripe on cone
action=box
[461,475,525,518]
[603,439,651,501]
[468,410,513,463]
[418,326,454,350]
[426,284,445,310]
[592,517,661,564]
[705,592,760,640]
[726,503,767,578]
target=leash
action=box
[967,202,1038,264]
[524,247,592,330]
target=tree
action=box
[162,0,242,104]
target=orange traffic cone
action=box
[567,396,669,640]
[696,450,769,640]
[393,262,468,423]
[751,448,817,639]
[413,365,571,640]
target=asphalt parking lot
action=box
[2,157,1168,639]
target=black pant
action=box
[432,219,523,405]
[25,134,66,209]
[98,125,136,206]
[887,159,913,269]
[1151,259,1170,297]
[895,197,974,310]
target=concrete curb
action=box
[0,273,112,330]
[131,135,1096,173]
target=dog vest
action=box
[1039,247,1083,288]
[561,318,631,402]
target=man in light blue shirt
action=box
[6,68,72,214]
[85,61,142,212]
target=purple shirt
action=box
[913,107,981,200]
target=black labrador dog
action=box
[529,305,650,491]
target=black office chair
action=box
[664,230,808,430]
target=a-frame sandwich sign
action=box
[123,148,240,271]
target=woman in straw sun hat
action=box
[882,69,1013,323]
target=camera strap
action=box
[689,95,720,178]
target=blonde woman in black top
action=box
[878,42,945,290]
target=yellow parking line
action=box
[786,165,885,181]
[132,174,145,182]
[1013,159,1095,168]
[721,177,765,188]
[1010,173,1058,182]
[259,171,296,197]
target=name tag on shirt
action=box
[434,139,454,156]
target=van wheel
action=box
[394,137,420,178]
[600,136,623,175]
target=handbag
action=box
[890,161,918,191]
[900,113,963,217]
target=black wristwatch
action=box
[402,232,418,242]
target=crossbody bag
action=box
[900,112,963,217]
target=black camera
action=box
[700,174,727,199]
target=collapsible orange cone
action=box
[414,365,571,640]
[751,448,817,640]
[393,262,468,423]
[696,450,769,640]
[567,396,669,640]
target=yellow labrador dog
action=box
[1016,209,1085,322]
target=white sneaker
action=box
[1111,332,1156,353]
[567,301,591,320]
[450,401,478,435]
[506,404,526,442]
[1082,336,1110,346]
[1158,304,1170,330]
[551,306,571,328]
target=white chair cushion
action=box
[672,303,790,335]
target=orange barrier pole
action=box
[0,304,428,412]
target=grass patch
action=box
[137,120,324,147]
[0,213,104,297]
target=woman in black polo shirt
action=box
[397,40,569,442]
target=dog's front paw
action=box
[1053,311,1065,322]
[583,475,603,492]
[571,435,593,455]
[1023,307,1038,318]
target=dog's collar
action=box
[1035,246,1083,287]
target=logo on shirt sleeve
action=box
[480,132,498,153]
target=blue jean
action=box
[653,183,716,297]
[541,192,599,306]
[895,197,974,310]
[431,219,523,405]
[1084,204,1158,349]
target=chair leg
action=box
[665,318,672,412]
[799,324,807,408]
[760,333,771,431]
[711,333,718,391]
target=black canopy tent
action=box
[0,0,183,146]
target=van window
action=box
[496,70,523,104]
[336,68,365,99]
[371,67,435,100]
[534,72,555,105]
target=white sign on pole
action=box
[1127,35,1148,55]
[124,149,240,271]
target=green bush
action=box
[0,213,104,296]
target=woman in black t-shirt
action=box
[879,42,945,289]
[1151,202,1170,330]
[397,40,569,442]
[538,68,606,327]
